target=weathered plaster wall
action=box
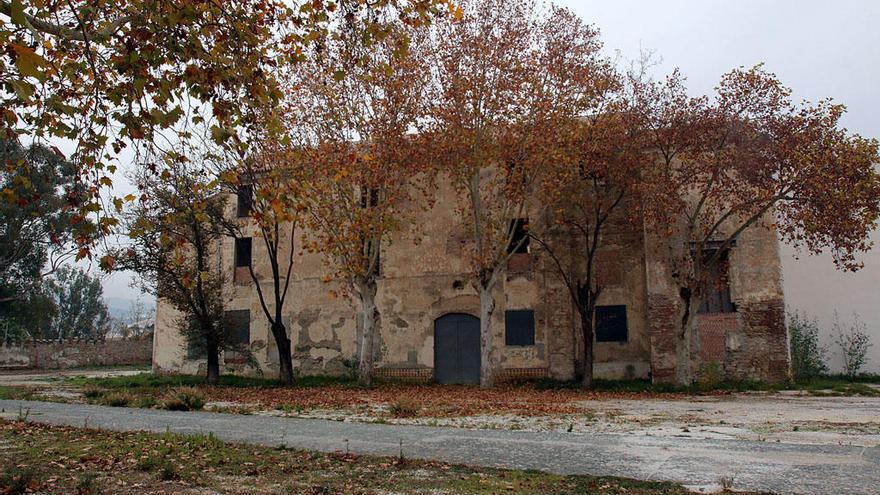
[153,176,787,384]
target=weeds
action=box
[159,387,205,411]
[388,397,420,418]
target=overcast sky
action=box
[102,0,880,369]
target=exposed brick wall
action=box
[373,366,548,383]
[0,336,152,370]
[726,299,790,382]
[698,313,739,364]
[646,294,680,383]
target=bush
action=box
[833,312,873,378]
[788,311,829,379]
[81,385,103,400]
[388,398,420,418]
[99,391,134,407]
[697,361,724,391]
[159,387,205,411]
[0,466,36,494]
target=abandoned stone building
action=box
[153,177,790,384]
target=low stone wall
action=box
[0,336,152,370]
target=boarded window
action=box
[186,339,206,360]
[223,310,250,363]
[223,310,251,345]
[698,250,735,314]
[234,238,252,268]
[596,305,628,342]
[236,184,253,218]
[505,309,535,346]
[506,218,530,254]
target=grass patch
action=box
[0,385,34,400]
[63,372,357,390]
[532,374,879,396]
[0,419,747,495]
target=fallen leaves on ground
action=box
[199,383,684,417]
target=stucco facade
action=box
[153,178,790,384]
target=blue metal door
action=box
[434,313,480,384]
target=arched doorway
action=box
[434,313,480,384]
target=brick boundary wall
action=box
[374,367,549,383]
[0,336,153,370]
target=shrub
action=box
[81,385,104,400]
[388,398,420,418]
[833,312,873,378]
[0,466,35,494]
[697,361,724,391]
[99,391,134,407]
[788,311,828,379]
[159,387,205,411]
[75,473,98,495]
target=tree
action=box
[427,0,600,388]
[0,139,92,301]
[293,16,431,387]
[532,73,645,389]
[787,310,828,380]
[116,161,227,383]
[833,312,873,379]
[40,265,110,339]
[639,65,880,385]
[213,146,305,385]
[1,0,450,260]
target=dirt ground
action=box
[5,368,879,449]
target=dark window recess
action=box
[505,309,535,346]
[223,310,251,345]
[223,310,250,362]
[596,305,628,342]
[698,250,735,314]
[234,238,252,268]
[360,186,380,208]
[186,339,206,360]
[507,218,530,254]
[236,184,253,218]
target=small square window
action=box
[234,238,252,268]
[507,218,530,254]
[236,184,253,218]
[505,309,535,346]
[596,305,628,343]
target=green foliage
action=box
[0,140,95,340]
[833,312,873,378]
[787,311,829,379]
[39,266,111,339]
[0,466,35,494]
[697,361,724,392]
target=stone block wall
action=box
[0,337,152,370]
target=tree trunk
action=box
[272,322,294,385]
[675,286,701,386]
[579,309,595,389]
[357,281,379,389]
[478,283,496,389]
[205,338,220,385]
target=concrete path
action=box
[1,400,878,495]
